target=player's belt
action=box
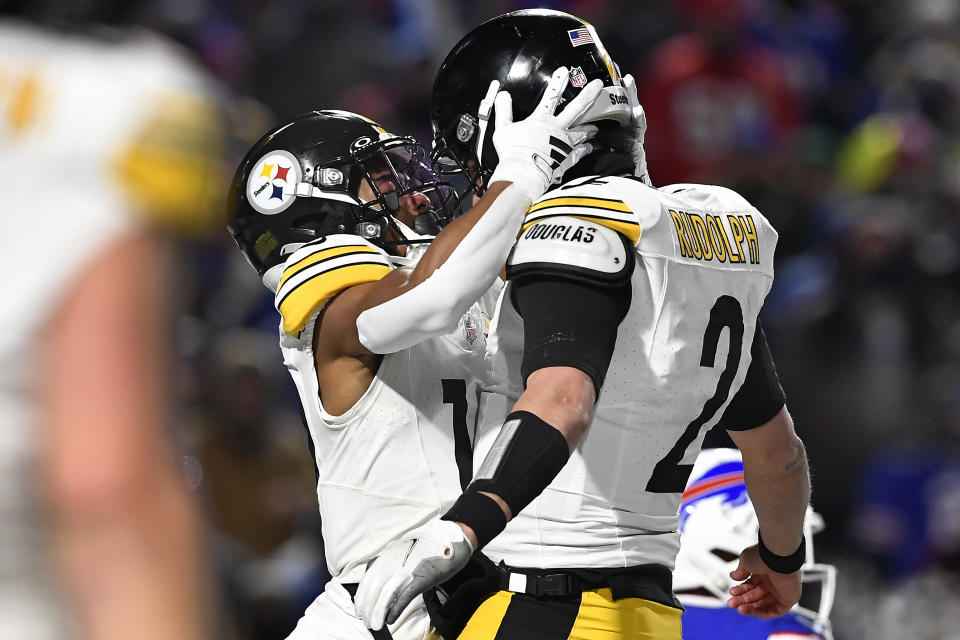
[495,562,682,608]
[497,569,586,597]
[342,583,395,640]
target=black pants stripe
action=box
[492,593,581,640]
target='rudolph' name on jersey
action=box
[669,209,760,265]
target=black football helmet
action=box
[227,110,458,287]
[431,9,633,194]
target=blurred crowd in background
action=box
[11,0,960,637]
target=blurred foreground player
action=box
[358,10,814,639]
[226,101,597,639]
[0,7,225,640]
[676,448,836,639]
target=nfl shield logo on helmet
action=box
[569,67,588,88]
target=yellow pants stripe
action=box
[458,591,515,640]
[566,588,682,639]
[455,589,682,640]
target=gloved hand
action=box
[621,74,652,186]
[488,67,603,200]
[354,519,474,631]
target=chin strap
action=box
[474,80,501,177]
[379,217,433,267]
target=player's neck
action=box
[561,149,635,183]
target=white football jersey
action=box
[275,235,501,583]
[480,176,778,570]
[0,19,223,639]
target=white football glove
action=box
[621,74,652,186]
[488,67,603,201]
[354,519,473,631]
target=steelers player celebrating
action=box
[226,87,601,640]
[357,10,814,640]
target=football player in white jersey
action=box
[675,448,836,640]
[225,93,602,640]
[357,10,815,640]
[0,8,225,640]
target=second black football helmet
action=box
[227,110,458,289]
[431,9,633,194]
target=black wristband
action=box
[471,410,570,516]
[757,532,805,574]
[442,491,508,550]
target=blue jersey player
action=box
[675,448,836,640]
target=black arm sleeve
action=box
[715,320,786,431]
[511,275,632,396]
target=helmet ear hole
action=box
[290,216,331,236]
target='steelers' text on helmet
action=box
[227,110,459,290]
[431,9,632,194]
[675,448,837,634]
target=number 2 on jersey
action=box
[442,378,473,490]
[645,296,744,493]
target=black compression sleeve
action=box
[716,320,786,431]
[511,276,632,396]
[442,411,570,549]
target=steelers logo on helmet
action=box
[246,149,302,215]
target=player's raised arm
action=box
[230,78,600,363]
[354,69,602,354]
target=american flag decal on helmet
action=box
[567,28,594,47]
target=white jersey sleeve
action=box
[357,183,530,354]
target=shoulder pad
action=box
[660,183,755,212]
[525,180,644,245]
[507,216,633,286]
[275,234,392,336]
